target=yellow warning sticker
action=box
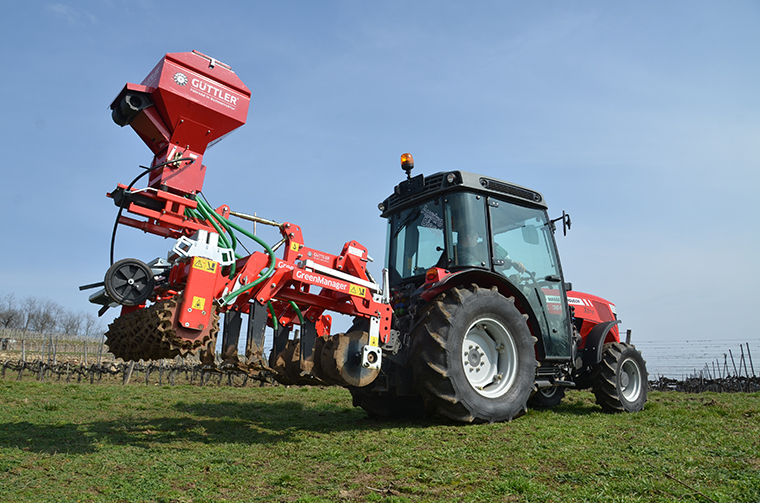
[369,335,379,347]
[192,296,206,310]
[290,241,300,252]
[192,257,217,274]
[349,284,366,297]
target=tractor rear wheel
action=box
[528,386,566,409]
[411,285,537,423]
[591,342,648,412]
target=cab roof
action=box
[379,170,547,218]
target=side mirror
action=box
[550,211,572,236]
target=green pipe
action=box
[288,301,305,326]
[194,202,238,277]
[267,301,278,330]
[194,201,231,250]
[180,197,278,306]
[221,216,278,277]
[197,198,238,253]
[219,230,276,306]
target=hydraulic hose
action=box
[267,301,278,331]
[180,193,277,305]
[218,216,277,306]
[110,157,195,265]
[288,301,305,326]
[196,197,238,254]
[194,200,232,250]
[110,164,278,311]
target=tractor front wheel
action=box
[411,285,537,423]
[591,342,648,412]
[528,386,566,409]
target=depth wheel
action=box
[320,330,380,387]
[591,342,648,412]
[411,285,537,423]
[105,258,154,306]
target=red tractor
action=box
[83,51,648,423]
[353,158,647,421]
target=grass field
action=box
[0,380,758,503]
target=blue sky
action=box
[1,1,758,372]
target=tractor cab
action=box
[378,155,573,361]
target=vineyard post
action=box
[747,343,755,377]
[40,335,46,368]
[723,354,729,378]
[97,335,104,366]
[729,349,738,377]
[123,360,135,385]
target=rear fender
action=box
[415,269,547,358]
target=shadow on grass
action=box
[548,399,603,416]
[0,386,611,456]
[0,398,438,455]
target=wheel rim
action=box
[620,357,642,403]
[106,260,154,306]
[539,387,558,398]
[113,264,149,300]
[461,318,518,398]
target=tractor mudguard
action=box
[581,320,622,366]
[414,268,553,359]
[418,268,531,310]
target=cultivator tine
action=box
[269,325,290,368]
[221,310,243,370]
[198,338,216,368]
[299,318,317,375]
[245,303,268,372]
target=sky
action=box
[0,1,758,375]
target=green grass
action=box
[0,381,758,502]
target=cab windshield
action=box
[387,199,445,281]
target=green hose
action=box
[288,301,305,326]
[194,200,232,250]
[267,301,278,330]
[180,196,278,307]
[197,198,238,254]
[218,218,277,306]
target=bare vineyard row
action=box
[0,357,272,387]
[2,332,758,393]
